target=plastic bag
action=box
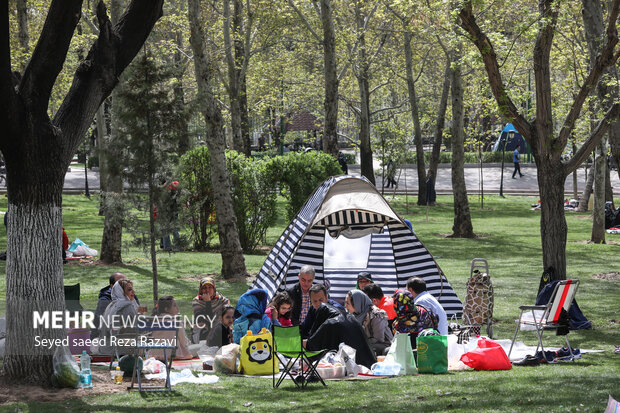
[384,332,417,375]
[72,244,98,257]
[417,335,448,374]
[214,343,240,374]
[320,350,338,365]
[337,343,364,376]
[143,357,166,374]
[52,346,80,388]
[460,338,512,371]
[68,238,87,252]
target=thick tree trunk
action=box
[320,0,339,157]
[537,161,568,279]
[591,140,606,243]
[428,59,451,186]
[188,0,247,278]
[605,162,614,208]
[403,31,426,205]
[449,49,475,238]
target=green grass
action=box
[0,194,618,412]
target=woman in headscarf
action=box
[345,290,393,356]
[392,289,439,349]
[305,303,376,369]
[97,279,140,355]
[192,277,230,343]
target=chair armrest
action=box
[519,305,546,310]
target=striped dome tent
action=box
[251,176,463,317]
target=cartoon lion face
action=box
[246,338,272,364]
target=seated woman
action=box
[147,296,192,360]
[392,289,439,349]
[265,291,293,327]
[232,289,272,343]
[207,305,235,347]
[192,277,230,343]
[97,279,140,355]
[305,303,376,369]
[345,290,393,356]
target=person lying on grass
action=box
[147,295,192,360]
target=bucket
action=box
[68,328,90,355]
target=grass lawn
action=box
[0,193,618,412]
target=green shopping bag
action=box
[385,333,417,375]
[416,335,448,374]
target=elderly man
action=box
[286,265,316,326]
[406,277,448,335]
[301,283,345,338]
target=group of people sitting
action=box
[91,266,448,370]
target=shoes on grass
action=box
[513,355,540,367]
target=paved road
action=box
[59,164,618,197]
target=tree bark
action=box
[16,0,29,72]
[605,161,614,207]
[320,0,339,157]
[428,58,451,185]
[188,0,247,278]
[591,140,606,242]
[355,3,375,185]
[449,47,475,238]
[577,160,595,211]
[403,30,426,205]
[0,0,164,381]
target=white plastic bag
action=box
[143,357,166,374]
[214,343,239,374]
[336,343,364,376]
[72,244,98,257]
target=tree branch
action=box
[19,0,82,114]
[54,0,164,158]
[287,0,322,43]
[458,0,531,141]
[557,0,619,149]
[81,10,99,34]
[564,103,620,175]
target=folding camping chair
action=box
[127,316,178,392]
[508,279,580,361]
[64,283,84,313]
[272,325,328,389]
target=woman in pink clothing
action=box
[265,292,293,327]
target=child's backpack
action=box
[238,328,278,375]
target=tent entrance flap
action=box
[324,229,372,269]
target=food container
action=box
[316,364,346,379]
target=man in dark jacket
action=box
[286,265,315,326]
[301,283,345,338]
[304,303,377,369]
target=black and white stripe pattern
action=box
[251,176,463,317]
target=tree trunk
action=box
[403,30,426,205]
[428,59,451,185]
[16,0,29,72]
[605,162,614,208]
[572,142,578,200]
[172,0,190,155]
[356,5,375,185]
[537,160,568,279]
[188,0,247,278]
[320,0,339,157]
[148,181,159,304]
[577,161,594,211]
[99,0,124,264]
[591,139,606,243]
[449,48,475,238]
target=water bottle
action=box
[79,351,92,389]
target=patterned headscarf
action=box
[198,277,217,300]
[392,289,438,335]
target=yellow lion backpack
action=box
[238,328,279,375]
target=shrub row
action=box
[178,148,341,251]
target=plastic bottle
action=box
[79,351,93,388]
[112,367,123,384]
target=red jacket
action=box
[378,295,396,320]
[62,227,69,251]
